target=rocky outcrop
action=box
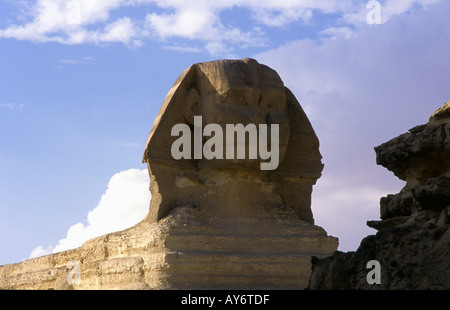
[308,101,450,290]
[0,59,337,290]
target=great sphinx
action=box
[0,58,337,290]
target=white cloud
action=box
[54,55,94,69]
[0,102,26,111]
[28,245,52,259]
[146,7,215,40]
[0,0,137,45]
[101,17,134,42]
[250,6,313,27]
[58,55,93,64]
[205,41,234,57]
[319,27,356,40]
[163,44,202,53]
[1,0,443,54]
[58,58,80,64]
[30,168,150,258]
[144,4,268,54]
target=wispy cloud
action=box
[162,44,202,53]
[54,55,94,69]
[58,55,94,64]
[0,102,26,111]
[58,59,80,64]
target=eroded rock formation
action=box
[308,101,450,290]
[0,58,337,290]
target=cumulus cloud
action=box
[29,245,53,259]
[96,17,137,45]
[0,0,139,46]
[29,169,150,258]
[0,0,443,53]
[256,0,450,251]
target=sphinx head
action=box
[143,58,323,223]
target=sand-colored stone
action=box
[0,58,337,290]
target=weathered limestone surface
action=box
[0,58,337,290]
[308,101,450,290]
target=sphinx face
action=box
[192,59,290,169]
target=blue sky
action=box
[1,0,449,265]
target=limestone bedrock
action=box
[0,58,337,290]
[308,101,450,290]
